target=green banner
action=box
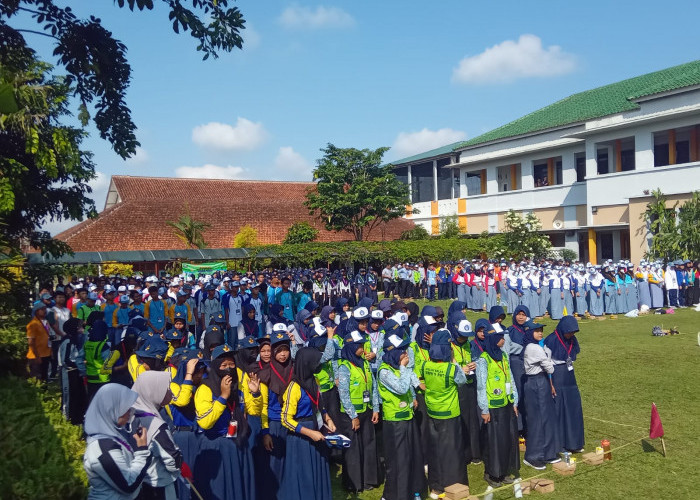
[182,261,227,274]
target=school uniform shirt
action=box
[198,294,221,327]
[170,303,193,324]
[227,294,243,328]
[243,295,264,324]
[114,307,132,328]
[281,382,324,433]
[337,361,380,420]
[144,300,166,332]
[476,355,519,415]
[523,344,555,375]
[26,317,51,359]
[83,438,152,500]
[275,289,295,321]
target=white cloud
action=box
[278,5,355,30]
[273,146,313,180]
[451,34,577,84]
[192,118,268,151]
[244,23,261,49]
[392,128,467,159]
[175,164,249,180]
[124,146,149,165]
[42,171,110,235]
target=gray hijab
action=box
[84,383,138,445]
[132,370,171,442]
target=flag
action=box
[649,403,664,439]
[181,461,193,480]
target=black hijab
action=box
[292,347,323,411]
[259,342,293,397]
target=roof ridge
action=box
[55,202,129,242]
[112,175,314,185]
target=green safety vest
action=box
[314,360,335,392]
[422,360,460,419]
[410,342,429,384]
[78,304,102,329]
[334,334,344,348]
[84,339,110,384]
[451,342,474,384]
[480,352,514,408]
[339,359,372,414]
[377,363,413,421]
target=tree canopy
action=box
[166,206,210,249]
[642,189,700,260]
[283,221,319,245]
[233,225,260,248]
[305,144,412,241]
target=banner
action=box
[182,261,227,274]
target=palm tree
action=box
[166,205,210,249]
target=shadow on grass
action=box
[0,376,87,500]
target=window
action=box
[575,153,586,182]
[465,171,483,196]
[437,158,453,200]
[411,163,433,203]
[596,137,635,173]
[533,157,562,187]
[597,149,609,174]
[497,164,520,192]
[654,126,696,166]
[394,167,407,186]
[453,168,461,198]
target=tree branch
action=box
[15,28,59,40]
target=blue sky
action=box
[18,0,700,233]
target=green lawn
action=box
[331,300,700,499]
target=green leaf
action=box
[0,83,19,114]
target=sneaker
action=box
[547,457,561,464]
[502,475,515,484]
[523,459,546,470]
[572,448,585,453]
[483,473,502,488]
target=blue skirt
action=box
[509,354,526,434]
[549,290,564,320]
[588,289,604,316]
[279,420,332,500]
[575,290,588,315]
[626,283,638,312]
[650,282,664,308]
[507,289,519,315]
[539,288,549,317]
[637,281,651,308]
[194,433,256,500]
[563,290,574,316]
[173,429,201,473]
[604,288,618,314]
[551,364,584,452]
[523,374,560,462]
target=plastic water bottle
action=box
[414,493,421,499]
[514,478,523,498]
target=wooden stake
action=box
[661,438,667,457]
[185,477,204,500]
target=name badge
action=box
[316,411,323,429]
[505,382,512,394]
[566,357,574,371]
[362,390,371,403]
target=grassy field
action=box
[331,300,700,499]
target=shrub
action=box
[283,221,319,245]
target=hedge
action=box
[0,375,88,500]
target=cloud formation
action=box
[278,5,355,29]
[273,146,313,180]
[392,128,467,159]
[452,34,576,84]
[175,164,248,180]
[124,146,149,165]
[192,118,268,151]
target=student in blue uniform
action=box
[279,347,335,500]
[587,267,605,317]
[543,316,584,453]
[377,326,426,500]
[336,324,381,493]
[470,318,491,361]
[503,305,529,435]
[521,321,560,470]
[477,330,520,488]
[194,344,258,500]
[603,268,619,315]
[238,304,261,343]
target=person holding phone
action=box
[83,384,152,499]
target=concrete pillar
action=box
[612,230,621,261]
[588,229,597,265]
[433,160,438,201]
[521,159,534,190]
[451,168,456,198]
[585,140,597,179]
[486,165,498,194]
[562,151,577,185]
[565,231,579,259]
[407,165,412,203]
[635,130,654,170]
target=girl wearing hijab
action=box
[451,319,482,465]
[83,384,151,499]
[319,305,336,328]
[202,325,224,359]
[294,308,314,344]
[238,304,261,342]
[406,302,420,339]
[543,315,584,453]
[470,318,491,361]
[131,371,181,499]
[266,304,300,344]
[258,330,295,498]
[194,344,258,500]
[366,309,385,375]
[336,318,381,493]
[423,329,468,498]
[503,305,529,435]
[377,325,425,500]
[522,322,560,470]
[279,347,336,500]
[446,301,467,340]
[333,298,351,325]
[603,267,619,315]
[476,331,520,488]
[59,317,88,425]
[84,320,112,404]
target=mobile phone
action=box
[137,427,144,437]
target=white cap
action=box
[117,285,127,292]
[371,310,384,320]
[424,315,436,325]
[272,323,287,333]
[353,307,370,320]
[349,330,364,343]
[457,319,473,334]
[387,334,403,348]
[312,317,326,336]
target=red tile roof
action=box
[54,176,414,252]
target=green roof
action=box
[390,141,464,166]
[454,60,700,149]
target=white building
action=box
[392,60,700,264]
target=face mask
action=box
[217,367,235,379]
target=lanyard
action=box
[554,330,573,356]
[417,345,428,361]
[270,363,293,386]
[350,362,368,385]
[227,401,236,413]
[493,358,509,380]
[369,329,380,343]
[304,389,320,408]
[475,340,484,353]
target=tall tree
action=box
[305,144,412,241]
[283,221,319,245]
[641,189,678,261]
[166,206,210,249]
[1,0,247,158]
[233,225,260,248]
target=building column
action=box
[615,139,622,172]
[521,159,534,190]
[565,231,579,259]
[407,165,412,203]
[433,160,438,201]
[668,129,676,165]
[587,229,597,265]
[486,165,498,194]
[561,151,576,185]
[585,140,597,179]
[612,230,621,261]
[635,130,654,170]
[451,167,455,198]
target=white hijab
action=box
[131,371,171,441]
[84,383,138,444]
